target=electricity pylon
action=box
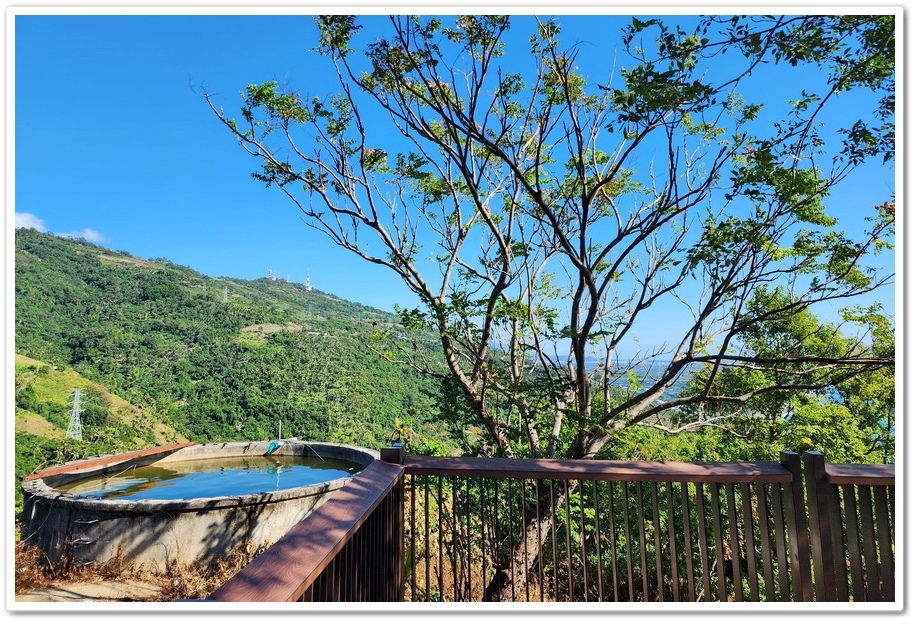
[67,388,83,440]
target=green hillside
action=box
[13,228,452,509]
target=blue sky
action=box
[9,4,900,357]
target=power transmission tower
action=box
[67,388,84,440]
[223,286,229,303]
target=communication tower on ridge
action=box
[306,272,312,292]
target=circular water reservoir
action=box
[20,441,377,570]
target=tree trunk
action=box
[482,480,578,601]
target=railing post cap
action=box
[380,443,406,464]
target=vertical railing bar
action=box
[740,483,759,602]
[826,480,850,602]
[437,475,445,601]
[593,480,603,602]
[329,547,339,602]
[336,545,344,601]
[310,567,320,601]
[455,476,463,601]
[650,482,664,601]
[373,495,381,601]
[666,482,680,602]
[770,482,790,600]
[375,494,383,601]
[372,502,380,600]
[695,482,712,602]
[479,477,487,603]
[578,481,588,601]
[725,484,743,601]
[341,525,351,601]
[522,478,531,603]
[452,477,460,602]
[857,485,880,602]
[709,483,727,600]
[842,484,862,603]
[460,475,467,601]
[493,475,501,602]
[465,476,472,601]
[386,486,395,599]
[622,481,635,601]
[408,475,416,601]
[351,529,358,599]
[873,485,893,602]
[424,474,432,601]
[607,480,620,602]
[536,479,545,602]
[398,477,407,602]
[363,515,371,600]
[369,509,376,600]
[756,483,775,601]
[340,543,347,600]
[680,482,696,602]
[622,482,638,601]
[320,551,330,601]
[508,476,516,603]
[563,480,573,601]
[445,476,453,602]
[459,476,465,601]
[550,479,559,601]
[350,521,358,600]
[635,481,650,600]
[378,494,384,601]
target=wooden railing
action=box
[207,446,405,602]
[803,452,895,602]
[205,447,894,603]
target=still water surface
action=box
[54,455,361,501]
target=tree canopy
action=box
[206,14,895,462]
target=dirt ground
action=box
[12,536,263,603]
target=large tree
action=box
[206,14,895,599]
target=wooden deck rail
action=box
[207,446,405,602]
[205,448,895,603]
[804,452,895,602]
[401,451,811,602]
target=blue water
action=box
[55,455,360,501]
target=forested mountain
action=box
[13,228,451,464]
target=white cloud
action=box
[60,228,104,243]
[14,212,105,243]
[15,212,46,231]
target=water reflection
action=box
[54,455,360,501]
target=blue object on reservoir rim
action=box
[264,440,282,456]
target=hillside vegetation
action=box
[13,228,452,514]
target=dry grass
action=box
[14,532,267,602]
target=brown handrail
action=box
[207,458,404,602]
[404,454,794,483]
